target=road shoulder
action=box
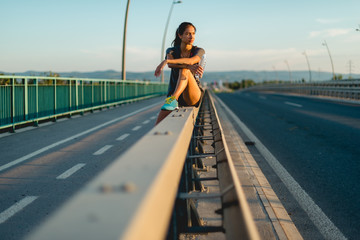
[212,93,303,240]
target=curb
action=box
[212,93,303,240]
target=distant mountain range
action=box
[1,69,359,83]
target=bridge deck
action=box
[25,90,302,240]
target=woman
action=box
[154,22,205,124]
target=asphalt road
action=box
[2,91,359,240]
[0,97,163,240]
[217,91,360,240]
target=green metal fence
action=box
[0,76,168,130]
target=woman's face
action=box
[179,26,195,45]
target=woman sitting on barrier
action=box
[154,22,205,124]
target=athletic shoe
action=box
[161,96,179,111]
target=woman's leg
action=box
[172,69,201,106]
[155,110,171,125]
[157,69,201,125]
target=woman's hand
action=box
[188,64,204,78]
[154,60,168,77]
[196,65,204,78]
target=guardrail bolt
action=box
[99,184,114,193]
[99,182,137,193]
[119,182,137,193]
[154,131,172,135]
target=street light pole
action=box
[284,60,292,83]
[322,40,335,80]
[272,66,279,82]
[161,0,182,83]
[302,51,312,82]
[122,0,131,81]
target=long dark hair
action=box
[172,22,196,46]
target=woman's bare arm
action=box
[167,53,203,75]
[154,53,203,77]
[167,55,200,66]
[166,53,183,69]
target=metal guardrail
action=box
[248,79,360,101]
[26,90,260,240]
[185,91,260,239]
[27,104,199,240]
[0,76,168,131]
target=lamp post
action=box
[302,51,312,82]
[322,40,335,80]
[284,60,292,83]
[122,0,131,81]
[161,0,182,83]
[272,66,279,82]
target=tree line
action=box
[223,79,256,90]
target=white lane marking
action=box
[285,101,302,108]
[150,116,156,120]
[142,120,150,124]
[0,196,38,224]
[56,163,86,179]
[116,133,130,141]
[132,126,142,131]
[215,96,347,240]
[57,118,68,122]
[0,132,13,139]
[0,102,161,173]
[259,96,267,100]
[93,145,113,155]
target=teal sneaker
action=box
[161,96,179,111]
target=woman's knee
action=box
[179,68,191,79]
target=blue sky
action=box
[1,0,360,76]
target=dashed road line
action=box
[285,101,303,108]
[0,102,161,173]
[0,196,39,224]
[116,133,130,141]
[132,126,142,131]
[150,116,157,120]
[56,163,86,179]
[142,120,150,124]
[93,145,113,155]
